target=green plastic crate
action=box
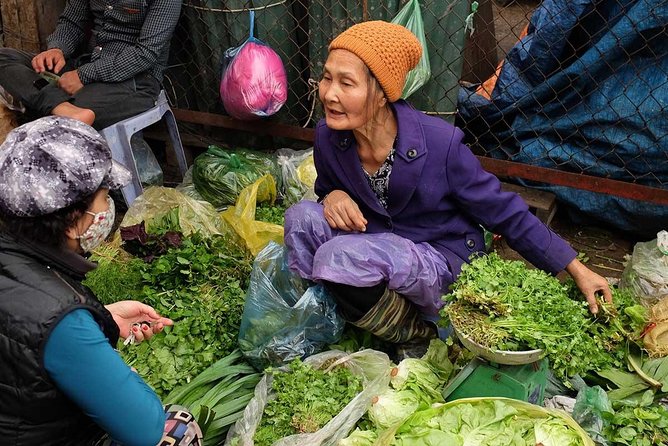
[443,357,549,405]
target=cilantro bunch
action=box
[253,359,362,445]
[443,253,646,382]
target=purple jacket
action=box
[313,100,577,277]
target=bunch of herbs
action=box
[443,253,647,382]
[85,229,252,397]
[253,359,362,445]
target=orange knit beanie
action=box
[329,20,422,102]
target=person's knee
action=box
[285,200,326,233]
[0,47,26,63]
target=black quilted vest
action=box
[0,233,120,445]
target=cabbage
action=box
[390,339,453,400]
[391,398,593,446]
[337,429,377,446]
[368,389,422,429]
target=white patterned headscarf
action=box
[0,116,131,217]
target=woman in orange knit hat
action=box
[284,20,611,351]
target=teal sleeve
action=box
[44,309,164,446]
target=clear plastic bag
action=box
[192,145,279,209]
[237,241,345,370]
[130,133,163,187]
[276,148,317,206]
[220,11,288,120]
[120,186,223,237]
[620,230,668,307]
[391,0,431,99]
[225,349,391,446]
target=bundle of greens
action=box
[603,395,668,446]
[164,351,262,446]
[253,359,363,446]
[84,226,252,397]
[442,253,647,381]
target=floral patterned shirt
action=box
[363,148,396,209]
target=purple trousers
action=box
[284,201,453,316]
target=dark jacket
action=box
[313,100,577,277]
[0,232,119,445]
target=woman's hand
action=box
[105,300,173,343]
[566,258,613,314]
[322,190,368,232]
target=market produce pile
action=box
[78,152,668,446]
[84,221,253,397]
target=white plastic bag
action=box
[225,349,391,446]
[620,230,668,307]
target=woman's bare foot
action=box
[51,102,95,126]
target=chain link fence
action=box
[164,0,667,228]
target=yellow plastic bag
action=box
[220,174,284,255]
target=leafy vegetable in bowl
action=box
[441,253,647,381]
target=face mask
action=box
[77,196,115,252]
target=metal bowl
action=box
[452,324,545,365]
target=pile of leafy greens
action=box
[442,253,647,382]
[603,394,668,446]
[253,359,362,446]
[341,340,465,445]
[83,222,252,397]
[384,398,590,446]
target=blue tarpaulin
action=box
[458,0,668,237]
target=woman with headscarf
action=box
[0,116,202,446]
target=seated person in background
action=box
[0,0,181,129]
[0,117,201,446]
[284,21,612,348]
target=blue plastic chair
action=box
[100,90,188,205]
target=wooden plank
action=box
[501,182,557,225]
[172,108,316,142]
[1,0,40,52]
[35,0,66,50]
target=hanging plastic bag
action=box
[620,230,668,307]
[220,174,284,256]
[237,241,346,370]
[120,187,223,237]
[391,0,431,99]
[220,10,288,120]
[276,148,317,205]
[225,349,391,446]
[130,133,163,187]
[192,145,279,209]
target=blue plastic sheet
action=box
[238,241,345,370]
[458,0,668,236]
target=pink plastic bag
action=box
[219,12,288,120]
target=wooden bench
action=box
[501,182,558,226]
